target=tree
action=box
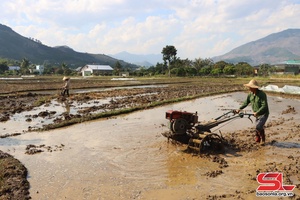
[123,64,132,73]
[21,58,30,68]
[199,66,212,76]
[170,67,186,76]
[193,58,214,75]
[258,64,271,77]
[213,61,228,72]
[114,61,122,75]
[185,66,197,76]
[61,63,72,75]
[0,60,8,74]
[162,45,177,77]
[210,68,222,76]
[0,66,7,74]
[223,65,236,75]
[235,62,253,76]
[54,65,64,75]
[135,67,147,76]
[43,61,54,74]
[153,63,167,75]
[20,58,30,74]
[146,66,156,76]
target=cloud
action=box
[98,15,181,54]
[1,0,300,60]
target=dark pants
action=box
[255,114,268,132]
[61,88,69,97]
[255,114,268,143]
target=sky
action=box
[1,0,300,60]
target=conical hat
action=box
[244,79,259,88]
[63,76,70,81]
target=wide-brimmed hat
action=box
[244,79,260,88]
[63,76,70,81]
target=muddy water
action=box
[31,84,166,95]
[1,98,113,133]
[0,92,299,199]
[1,85,166,134]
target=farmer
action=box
[236,79,269,145]
[61,76,70,97]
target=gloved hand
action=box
[234,109,241,114]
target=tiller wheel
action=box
[188,133,224,153]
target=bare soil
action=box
[0,151,30,200]
[0,77,299,199]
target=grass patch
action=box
[33,96,52,107]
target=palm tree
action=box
[20,58,30,74]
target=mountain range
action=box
[0,24,138,69]
[112,29,300,66]
[212,29,300,65]
[111,51,162,67]
[1,23,300,67]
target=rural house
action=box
[36,65,44,75]
[8,66,20,71]
[81,64,114,76]
[29,65,44,75]
[274,60,300,75]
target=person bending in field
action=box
[61,76,70,97]
[236,79,269,145]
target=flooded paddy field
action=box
[0,77,299,199]
[1,77,247,134]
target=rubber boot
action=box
[255,130,261,143]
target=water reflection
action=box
[58,99,71,114]
[271,142,300,148]
[32,84,167,95]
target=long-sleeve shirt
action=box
[239,90,269,116]
[64,80,70,89]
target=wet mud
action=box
[0,90,299,199]
[25,144,65,155]
[0,83,243,134]
[0,151,30,200]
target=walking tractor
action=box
[163,109,253,153]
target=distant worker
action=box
[61,76,70,97]
[236,79,269,145]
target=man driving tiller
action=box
[236,79,269,145]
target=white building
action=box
[8,66,20,71]
[36,65,44,75]
[81,65,113,76]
